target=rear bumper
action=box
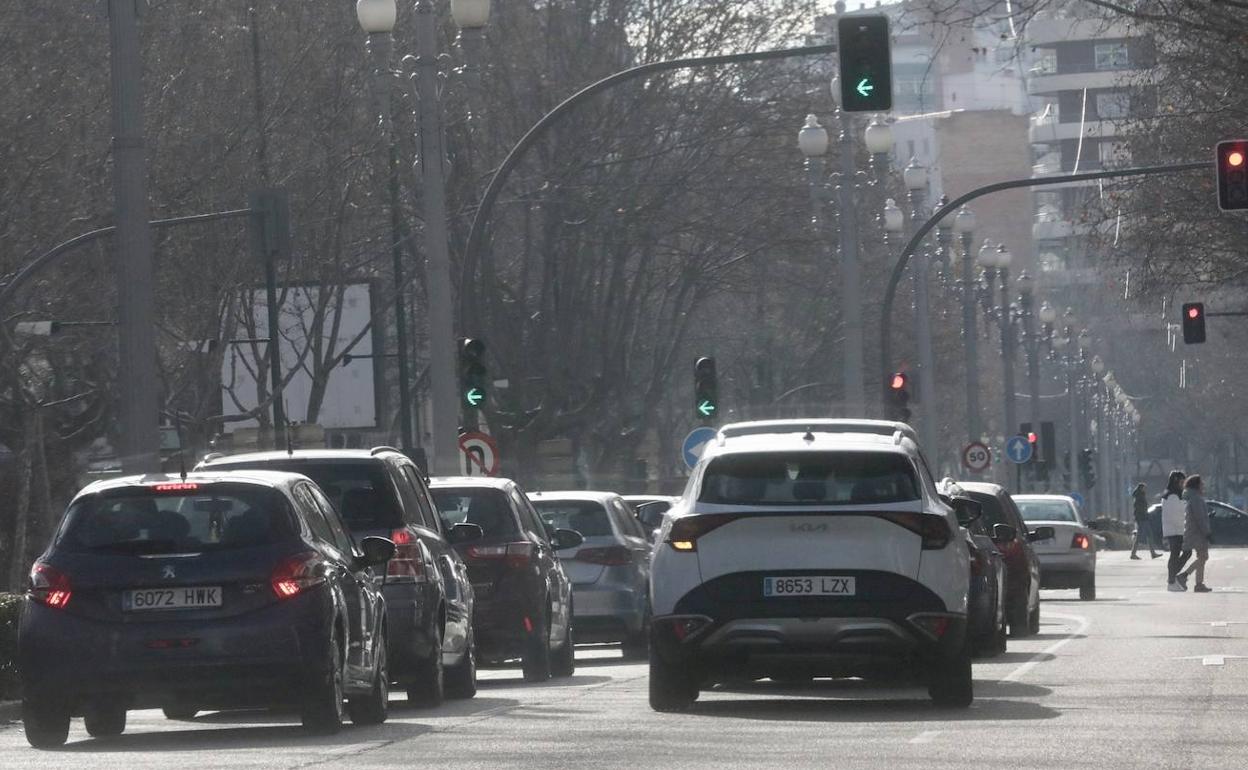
[19,595,332,711]
[471,588,543,662]
[571,584,646,642]
[1037,552,1095,587]
[381,581,438,679]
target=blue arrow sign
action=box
[682,427,718,470]
[1005,435,1033,464]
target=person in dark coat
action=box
[1129,482,1161,559]
[1177,475,1213,593]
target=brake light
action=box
[29,563,71,609]
[153,482,199,492]
[271,552,326,599]
[387,529,427,583]
[1071,532,1091,550]
[909,613,953,640]
[877,512,951,549]
[465,542,535,568]
[575,546,632,566]
[666,514,744,552]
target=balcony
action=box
[1027,17,1138,47]
[1029,117,1122,144]
[1027,69,1152,95]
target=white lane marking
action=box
[1001,612,1090,683]
[909,730,942,744]
[1173,655,1248,666]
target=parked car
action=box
[956,482,1043,637]
[528,491,652,659]
[19,471,395,747]
[1013,494,1097,600]
[430,477,583,682]
[940,481,1006,657]
[1147,499,1248,546]
[647,419,976,711]
[197,448,479,704]
[623,495,679,540]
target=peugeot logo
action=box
[161,565,176,580]
[790,523,828,533]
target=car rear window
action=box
[58,483,297,555]
[532,500,614,537]
[1016,499,1078,523]
[699,451,919,506]
[210,460,401,531]
[432,488,519,538]
[966,491,1007,528]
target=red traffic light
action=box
[1230,151,1245,168]
[890,372,908,390]
[1188,305,1202,320]
[1027,432,1038,444]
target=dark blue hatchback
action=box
[19,471,395,748]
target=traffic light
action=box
[885,372,911,422]
[694,357,718,420]
[1181,302,1206,344]
[1079,448,1097,488]
[1217,140,1248,211]
[459,338,487,410]
[837,15,893,112]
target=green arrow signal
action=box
[698,400,716,417]
[856,77,874,97]
[465,388,484,407]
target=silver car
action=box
[1013,494,1097,601]
[528,491,651,659]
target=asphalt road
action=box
[3,550,1247,769]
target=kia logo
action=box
[161,565,176,580]
[790,523,828,533]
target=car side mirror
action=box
[949,497,983,526]
[1027,526,1056,542]
[551,528,584,551]
[448,522,484,545]
[358,536,397,568]
[992,523,1017,543]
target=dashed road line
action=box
[909,730,942,744]
[1001,612,1090,683]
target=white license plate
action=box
[763,576,856,597]
[124,586,222,611]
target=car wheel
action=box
[928,645,974,708]
[649,650,698,712]
[988,620,1008,657]
[1008,602,1030,638]
[84,702,127,738]
[622,602,651,661]
[1079,574,1097,601]
[1027,605,1041,635]
[301,627,346,735]
[161,705,198,720]
[22,699,70,749]
[446,629,479,699]
[551,614,576,678]
[407,622,445,707]
[348,637,389,726]
[522,605,553,683]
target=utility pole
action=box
[108,0,160,473]
[835,109,865,412]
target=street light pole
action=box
[835,107,865,412]
[992,245,1017,454]
[954,208,979,443]
[107,0,160,473]
[903,160,937,456]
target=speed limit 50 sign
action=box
[961,442,992,473]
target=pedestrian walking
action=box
[1129,482,1162,559]
[1177,475,1213,593]
[1162,470,1191,591]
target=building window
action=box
[1095,91,1130,119]
[1031,52,1056,76]
[1094,43,1129,71]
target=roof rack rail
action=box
[717,419,915,443]
[201,452,225,463]
[370,446,402,456]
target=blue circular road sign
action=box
[682,427,718,470]
[1005,435,1034,464]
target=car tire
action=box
[551,615,576,678]
[446,629,479,699]
[407,623,445,707]
[928,646,974,708]
[161,705,199,720]
[988,620,1008,657]
[347,638,389,726]
[649,651,698,712]
[1008,602,1030,638]
[84,702,127,738]
[1027,605,1041,635]
[1079,574,1097,601]
[301,627,346,735]
[522,605,553,683]
[22,699,70,749]
[622,604,651,661]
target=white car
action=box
[1012,494,1097,600]
[648,419,976,711]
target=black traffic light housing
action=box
[1079,448,1097,488]
[1217,140,1248,211]
[837,15,893,112]
[885,372,911,422]
[1182,302,1206,344]
[694,357,719,420]
[459,338,487,410]
[1018,422,1055,465]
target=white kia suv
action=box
[648,420,976,711]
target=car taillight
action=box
[575,546,632,566]
[465,542,535,568]
[909,613,953,640]
[271,552,327,599]
[29,563,72,609]
[666,514,744,552]
[877,512,951,550]
[1071,532,1091,550]
[387,529,427,583]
